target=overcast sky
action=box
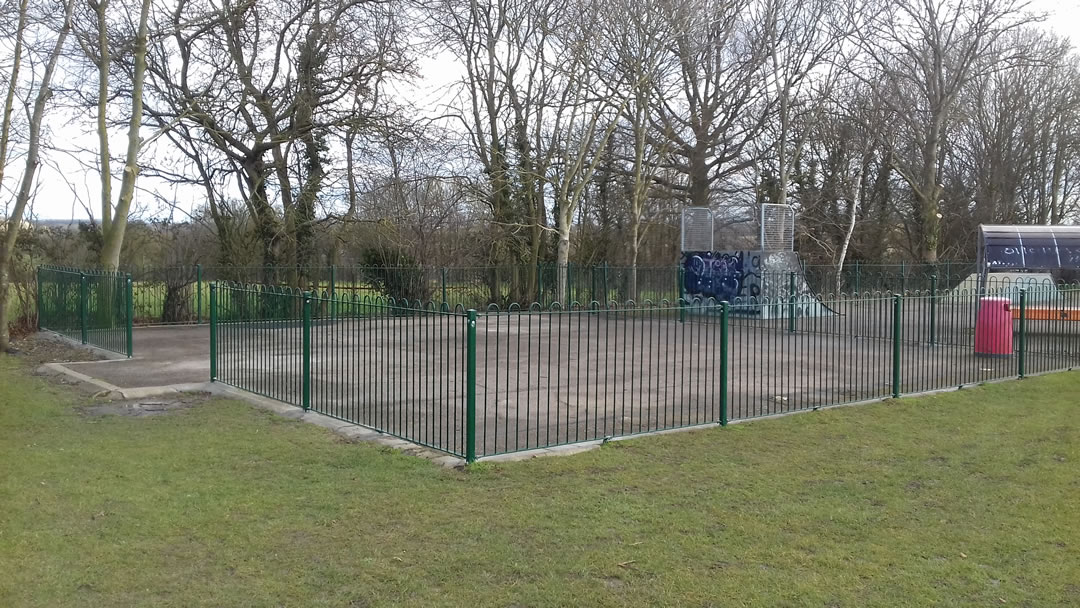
[24,0,1080,222]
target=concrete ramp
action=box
[681,250,834,318]
[948,272,1063,305]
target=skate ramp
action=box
[680,250,834,318]
[948,272,1062,305]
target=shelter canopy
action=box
[978,224,1080,272]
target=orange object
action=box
[1012,307,1080,321]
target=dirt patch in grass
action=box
[10,333,106,365]
[77,392,212,418]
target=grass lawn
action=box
[0,358,1077,607]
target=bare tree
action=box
[78,0,153,270]
[143,0,407,282]
[853,0,1036,261]
[1,0,75,352]
[649,0,776,208]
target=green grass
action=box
[1,359,1077,607]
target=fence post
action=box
[929,274,937,346]
[892,293,902,398]
[466,309,478,463]
[603,262,609,308]
[855,260,861,295]
[196,264,203,324]
[329,264,337,320]
[125,275,134,358]
[441,268,448,308]
[677,265,685,302]
[1018,288,1027,379]
[302,291,312,411]
[209,283,218,382]
[900,260,907,294]
[537,263,543,304]
[720,301,729,426]
[36,267,42,330]
[788,271,797,333]
[567,262,573,304]
[79,273,88,345]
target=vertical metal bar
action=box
[466,309,478,463]
[720,301,729,426]
[537,264,543,304]
[36,267,42,330]
[1019,288,1026,379]
[302,291,312,411]
[677,265,685,302]
[441,268,448,308]
[567,262,573,304]
[196,264,203,324]
[788,272,796,333]
[330,264,337,320]
[892,293,902,398]
[603,263,609,308]
[929,274,937,346]
[79,273,88,344]
[210,283,218,381]
[855,260,861,294]
[126,275,134,357]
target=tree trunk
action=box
[0,0,72,352]
[628,222,640,302]
[100,0,151,270]
[96,0,113,236]
[555,218,571,304]
[918,116,945,263]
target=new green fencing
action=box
[210,281,1080,462]
[115,261,992,327]
[38,266,133,357]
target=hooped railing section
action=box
[208,281,1080,462]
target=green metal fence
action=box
[117,261,995,327]
[38,266,133,357]
[210,281,1079,462]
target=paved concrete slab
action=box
[40,302,1080,463]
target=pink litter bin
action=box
[975,297,1013,358]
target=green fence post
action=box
[929,274,937,346]
[788,271,797,333]
[900,260,907,294]
[892,293,902,398]
[855,260,861,295]
[567,262,573,304]
[329,264,337,320]
[537,263,543,304]
[1018,288,1027,379]
[720,301,729,426]
[35,267,42,330]
[441,268,448,308]
[196,264,203,324]
[603,262,609,308]
[302,291,312,412]
[209,283,218,382]
[79,273,88,345]
[677,266,685,302]
[466,309,478,463]
[125,275,134,358]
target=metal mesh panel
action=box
[681,207,714,252]
[760,204,794,251]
